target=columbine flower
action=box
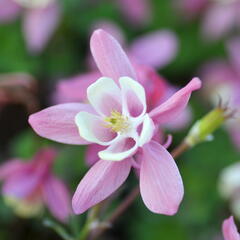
[0,148,71,222]
[29,29,201,215]
[0,0,60,53]
[201,38,240,150]
[222,216,240,240]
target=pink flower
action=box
[29,29,201,215]
[201,38,240,150]
[222,216,240,240]
[0,0,61,54]
[0,148,71,222]
[201,1,240,41]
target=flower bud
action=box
[185,107,229,147]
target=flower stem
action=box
[90,141,191,240]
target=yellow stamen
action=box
[104,110,129,133]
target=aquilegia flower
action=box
[29,29,201,215]
[0,148,71,222]
[222,216,240,240]
[0,0,61,53]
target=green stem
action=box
[78,204,102,240]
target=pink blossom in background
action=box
[0,0,61,54]
[201,38,240,150]
[201,1,240,41]
[176,0,208,18]
[29,29,201,215]
[222,216,240,240]
[178,0,240,40]
[116,0,152,26]
[0,148,71,222]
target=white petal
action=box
[75,111,117,145]
[99,137,138,161]
[119,77,147,118]
[138,114,155,147]
[87,77,122,116]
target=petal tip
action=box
[191,77,202,90]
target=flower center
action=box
[13,0,53,8]
[104,110,130,133]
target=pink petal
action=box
[23,1,60,53]
[222,216,240,240]
[29,103,94,145]
[129,30,178,69]
[229,126,240,150]
[202,4,236,40]
[149,78,201,124]
[0,159,26,180]
[2,167,42,198]
[33,148,57,168]
[139,141,184,215]
[72,158,132,214]
[92,20,125,46]
[85,144,106,166]
[90,29,137,83]
[53,71,101,104]
[0,0,21,22]
[178,0,208,17]
[117,0,151,25]
[134,64,167,110]
[42,175,71,222]
[227,37,240,75]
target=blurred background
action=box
[0,0,240,239]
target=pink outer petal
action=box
[29,103,94,145]
[23,1,60,53]
[228,125,240,150]
[178,0,208,17]
[222,216,240,240]
[0,0,21,22]
[202,4,236,41]
[117,0,151,25]
[227,37,240,75]
[53,71,101,104]
[129,30,178,69]
[134,64,167,111]
[2,167,42,198]
[85,144,106,166]
[92,20,125,46]
[72,158,132,214]
[42,175,71,222]
[139,141,184,215]
[149,78,201,125]
[2,148,57,198]
[0,159,26,180]
[90,29,137,83]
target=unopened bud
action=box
[185,107,231,147]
